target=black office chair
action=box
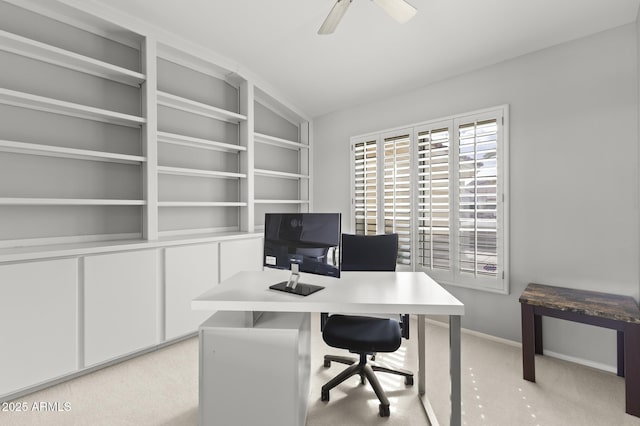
[320,233,413,417]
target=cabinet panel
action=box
[165,243,219,339]
[84,250,158,366]
[0,259,77,396]
[219,237,263,281]
[200,311,310,426]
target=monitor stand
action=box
[269,264,324,296]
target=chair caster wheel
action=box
[405,376,414,386]
[321,389,330,402]
[323,359,331,368]
[379,404,390,417]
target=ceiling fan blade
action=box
[318,0,352,35]
[372,0,417,23]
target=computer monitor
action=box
[263,212,341,296]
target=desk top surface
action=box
[192,269,464,316]
[519,283,640,324]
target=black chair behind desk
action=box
[320,233,413,417]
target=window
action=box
[350,106,509,293]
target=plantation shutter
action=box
[353,139,378,235]
[350,106,507,292]
[416,125,451,271]
[456,118,499,277]
[383,132,412,265]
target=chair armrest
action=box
[321,312,329,331]
[400,314,410,339]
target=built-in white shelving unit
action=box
[0,0,310,404]
[252,88,311,228]
[156,43,250,237]
[0,0,146,246]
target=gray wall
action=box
[313,24,639,370]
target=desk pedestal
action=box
[199,311,311,426]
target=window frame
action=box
[349,105,510,294]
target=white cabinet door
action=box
[84,250,159,366]
[165,242,219,339]
[219,237,263,281]
[0,259,77,396]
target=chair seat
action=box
[322,314,401,353]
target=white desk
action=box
[192,269,464,426]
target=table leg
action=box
[624,323,640,417]
[617,330,625,377]
[450,315,461,426]
[534,314,543,355]
[521,303,536,382]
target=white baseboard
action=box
[541,350,617,374]
[423,317,617,374]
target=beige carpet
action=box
[1,315,639,426]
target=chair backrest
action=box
[341,233,398,272]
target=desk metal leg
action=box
[418,314,426,396]
[417,314,440,424]
[450,315,461,426]
[417,315,462,426]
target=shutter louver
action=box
[458,119,498,277]
[383,134,412,265]
[417,127,451,271]
[353,140,377,235]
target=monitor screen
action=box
[264,213,341,286]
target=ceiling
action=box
[93,0,640,118]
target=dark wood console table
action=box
[519,283,640,417]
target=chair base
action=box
[324,354,414,385]
[321,354,413,417]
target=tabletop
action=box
[192,269,464,316]
[519,283,640,324]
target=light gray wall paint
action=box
[637,3,640,303]
[313,24,639,369]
